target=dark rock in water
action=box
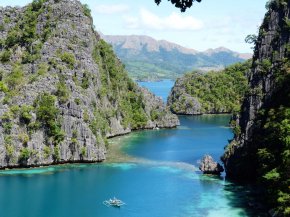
[199,155,224,175]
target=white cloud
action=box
[124,8,203,31]
[95,4,129,14]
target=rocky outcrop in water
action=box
[199,155,224,175]
[0,0,179,169]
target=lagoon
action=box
[0,81,260,217]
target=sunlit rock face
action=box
[0,0,179,169]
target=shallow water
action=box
[0,80,261,217]
[0,162,255,217]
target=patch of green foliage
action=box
[0,23,4,31]
[29,63,49,83]
[20,105,34,125]
[56,80,70,104]
[36,63,49,75]
[53,145,60,161]
[89,109,109,136]
[81,71,90,89]
[59,52,76,69]
[171,61,250,114]
[1,111,13,134]
[34,93,64,145]
[71,129,78,145]
[82,4,92,18]
[43,145,51,159]
[254,104,290,215]
[0,49,12,63]
[0,81,9,93]
[5,143,15,160]
[19,147,31,162]
[4,64,24,90]
[3,0,49,63]
[80,147,87,157]
[83,109,89,123]
[260,58,272,74]
[74,98,81,105]
[92,39,148,130]
[18,133,30,145]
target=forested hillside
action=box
[103,34,251,80]
[167,61,250,114]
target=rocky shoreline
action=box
[0,0,179,169]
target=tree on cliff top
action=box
[155,0,202,12]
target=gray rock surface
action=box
[199,155,224,175]
[222,1,290,179]
[167,77,202,114]
[0,0,179,169]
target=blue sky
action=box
[1,0,268,53]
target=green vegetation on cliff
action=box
[0,0,178,168]
[225,60,290,215]
[222,0,290,214]
[168,61,250,114]
[92,39,148,130]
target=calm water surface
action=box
[0,81,258,217]
[138,79,174,102]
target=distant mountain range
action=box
[101,34,252,80]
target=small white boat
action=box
[103,197,125,207]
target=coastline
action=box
[0,114,232,171]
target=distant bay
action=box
[138,79,174,102]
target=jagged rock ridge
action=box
[0,0,179,169]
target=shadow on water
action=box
[223,180,268,216]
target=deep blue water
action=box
[123,115,232,165]
[138,79,175,102]
[0,80,259,217]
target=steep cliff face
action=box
[0,0,179,169]
[222,0,290,179]
[222,0,290,214]
[167,61,250,115]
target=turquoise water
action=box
[0,81,260,217]
[0,162,253,217]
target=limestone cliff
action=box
[222,0,290,179]
[222,0,290,214]
[0,0,179,168]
